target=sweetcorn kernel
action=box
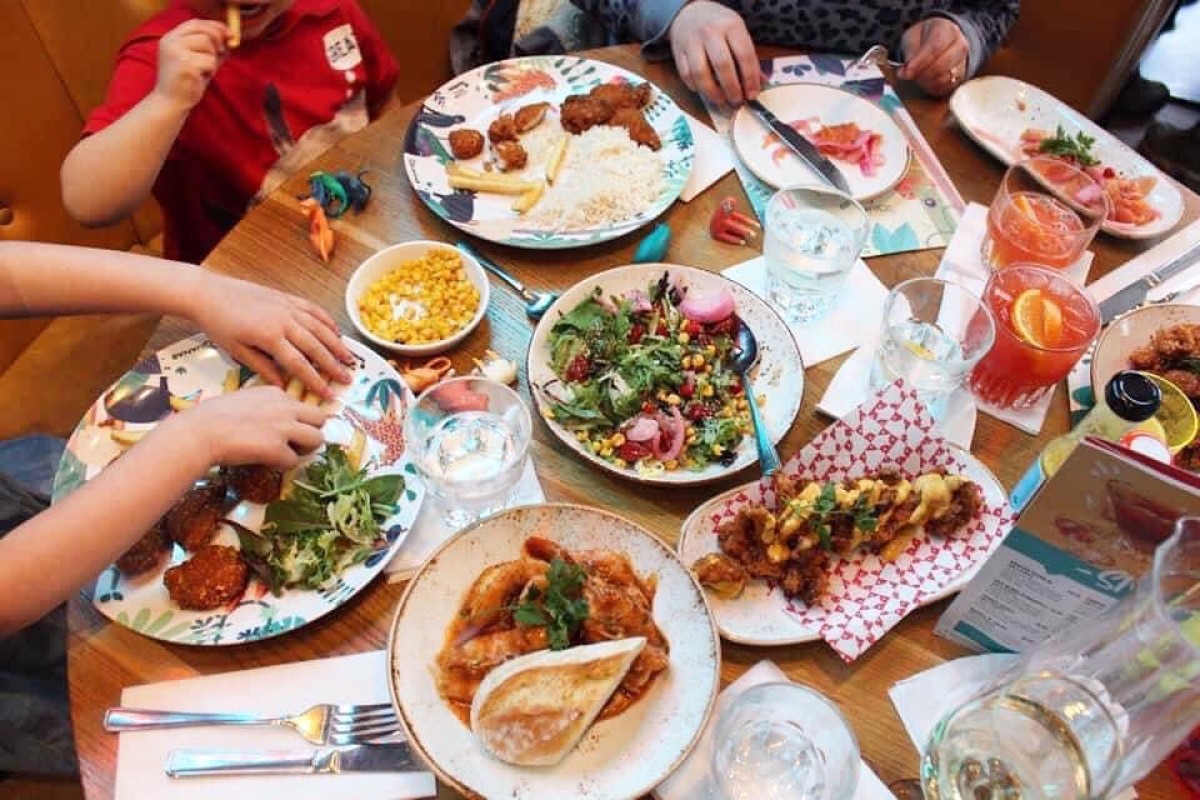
[358,251,480,344]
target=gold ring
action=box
[949,66,960,83]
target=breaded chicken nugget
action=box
[164,545,250,611]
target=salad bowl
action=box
[526,263,804,486]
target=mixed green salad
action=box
[543,272,754,475]
[237,445,403,593]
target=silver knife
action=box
[166,742,422,777]
[746,99,852,194]
[1099,240,1200,324]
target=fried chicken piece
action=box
[164,480,228,552]
[609,108,661,151]
[448,128,485,159]
[924,481,983,538]
[1177,441,1200,472]
[487,114,517,143]
[692,553,748,599]
[1161,369,1200,401]
[221,464,283,504]
[559,94,613,134]
[513,102,551,133]
[115,521,171,577]
[780,549,830,604]
[1152,323,1200,362]
[1128,344,1164,371]
[589,82,652,111]
[493,140,528,171]
[163,545,250,610]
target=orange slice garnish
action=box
[1012,289,1064,347]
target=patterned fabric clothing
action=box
[569,0,1019,78]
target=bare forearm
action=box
[0,419,211,635]
[60,92,188,226]
[0,241,207,320]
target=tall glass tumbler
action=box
[868,278,996,421]
[922,516,1200,800]
[763,185,870,325]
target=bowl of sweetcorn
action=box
[346,240,489,356]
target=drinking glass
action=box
[922,516,1200,800]
[968,264,1101,409]
[982,155,1108,271]
[763,184,870,325]
[711,682,860,800]
[868,277,996,421]
[403,376,532,527]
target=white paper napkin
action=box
[888,654,1137,800]
[817,342,978,450]
[114,650,436,800]
[722,256,889,367]
[655,660,895,800]
[680,111,736,203]
[385,459,545,582]
[936,202,1094,435]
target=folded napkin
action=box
[1066,218,1200,420]
[817,342,977,450]
[722,256,889,366]
[888,654,1138,800]
[114,650,436,800]
[936,202,1094,435]
[385,459,545,581]
[655,660,895,800]
[680,111,736,203]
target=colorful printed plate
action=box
[949,75,1184,240]
[403,55,694,249]
[731,83,910,201]
[526,263,805,486]
[52,335,424,646]
[677,445,1008,646]
[387,503,719,800]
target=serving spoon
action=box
[730,324,781,477]
[456,240,558,321]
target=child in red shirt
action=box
[61,1,399,263]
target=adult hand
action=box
[898,18,969,98]
[165,386,328,470]
[153,19,230,111]
[669,1,761,107]
[189,272,355,399]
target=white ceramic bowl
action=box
[1091,303,1200,392]
[345,240,490,356]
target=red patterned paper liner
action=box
[709,381,1012,661]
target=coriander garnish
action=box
[1037,125,1099,167]
[512,558,590,650]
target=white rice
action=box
[526,126,664,231]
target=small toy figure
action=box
[307,170,372,218]
[389,356,455,393]
[709,196,761,246]
[633,222,671,263]
[299,198,335,263]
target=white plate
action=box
[676,446,1008,646]
[949,75,1184,240]
[52,335,424,645]
[386,504,719,800]
[1091,302,1200,390]
[526,263,805,486]
[731,83,910,201]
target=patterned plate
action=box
[403,55,694,249]
[52,335,424,646]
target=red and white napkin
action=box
[707,381,1013,661]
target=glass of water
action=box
[868,277,996,421]
[403,376,532,528]
[763,184,870,324]
[922,516,1200,800]
[711,682,860,800]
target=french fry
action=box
[284,377,305,400]
[109,429,147,447]
[446,162,485,179]
[545,135,569,184]
[347,428,368,471]
[169,395,197,412]
[511,182,545,214]
[447,172,539,196]
[225,3,241,48]
[222,368,241,394]
[301,389,323,407]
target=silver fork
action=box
[851,44,905,71]
[104,702,400,746]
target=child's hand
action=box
[161,386,327,470]
[190,273,355,400]
[154,19,230,111]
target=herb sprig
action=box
[1037,125,1099,167]
[512,558,590,650]
[788,481,879,552]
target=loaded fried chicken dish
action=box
[1129,322,1200,469]
[693,469,982,604]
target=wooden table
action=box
[68,45,1200,799]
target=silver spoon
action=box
[851,44,905,71]
[729,323,781,477]
[456,240,558,321]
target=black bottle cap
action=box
[1105,370,1162,423]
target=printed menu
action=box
[936,437,1200,652]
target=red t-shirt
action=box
[84,0,399,263]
